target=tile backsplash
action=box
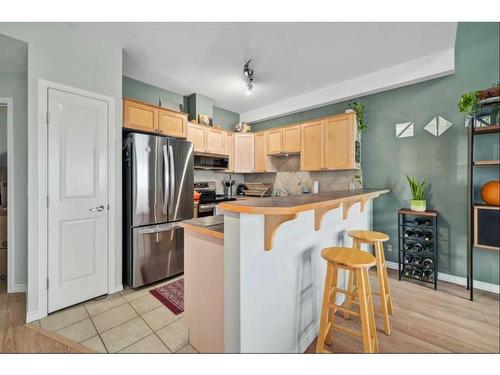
[194,154,361,196]
[193,170,245,195]
[243,155,361,195]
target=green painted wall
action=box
[253,22,500,284]
[123,76,185,111]
[213,105,240,131]
[123,77,239,130]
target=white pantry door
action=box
[47,88,109,313]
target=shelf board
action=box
[474,204,500,210]
[473,160,500,166]
[474,125,500,134]
[398,209,438,217]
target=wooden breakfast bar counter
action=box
[182,189,389,353]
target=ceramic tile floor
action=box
[32,275,198,353]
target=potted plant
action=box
[458,90,480,116]
[407,175,427,212]
[347,101,367,134]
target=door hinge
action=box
[46,112,50,125]
[46,278,49,290]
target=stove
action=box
[194,181,236,217]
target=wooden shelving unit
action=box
[466,97,500,301]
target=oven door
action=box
[197,203,217,217]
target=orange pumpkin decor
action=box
[480,180,500,206]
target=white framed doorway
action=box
[0,97,16,293]
[34,80,117,319]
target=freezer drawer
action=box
[131,223,184,288]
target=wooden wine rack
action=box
[398,209,438,290]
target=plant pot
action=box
[479,86,500,100]
[410,200,427,212]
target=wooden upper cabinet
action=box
[123,98,158,133]
[266,128,283,155]
[234,133,255,173]
[187,123,206,153]
[324,113,356,170]
[300,120,324,171]
[283,125,301,154]
[223,131,234,172]
[158,108,187,138]
[254,132,267,172]
[206,128,225,155]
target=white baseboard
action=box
[26,310,46,323]
[296,321,319,353]
[8,283,27,293]
[386,261,499,294]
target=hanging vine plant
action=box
[348,101,367,134]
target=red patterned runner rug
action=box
[149,278,184,315]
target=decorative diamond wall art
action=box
[395,122,415,138]
[424,116,453,136]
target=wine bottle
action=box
[413,256,423,265]
[412,269,423,280]
[403,242,413,251]
[423,268,434,281]
[414,218,422,226]
[424,243,433,253]
[414,243,424,252]
[404,228,414,238]
[423,258,433,269]
[403,253,413,265]
[424,231,433,241]
[414,229,423,239]
[403,266,413,277]
[423,219,432,226]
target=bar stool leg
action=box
[325,267,339,346]
[356,268,376,353]
[379,245,394,315]
[374,242,391,335]
[344,238,361,319]
[316,263,335,353]
[364,268,379,353]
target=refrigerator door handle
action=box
[162,144,169,215]
[168,144,175,215]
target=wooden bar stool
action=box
[316,247,378,354]
[344,230,393,336]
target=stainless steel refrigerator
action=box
[123,133,194,288]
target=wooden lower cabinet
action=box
[206,128,225,155]
[187,123,206,153]
[123,98,158,133]
[234,133,255,173]
[158,108,187,138]
[300,120,324,170]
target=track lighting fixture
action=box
[243,59,254,93]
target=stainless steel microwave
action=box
[194,155,229,170]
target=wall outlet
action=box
[386,243,393,252]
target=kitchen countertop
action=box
[219,188,390,215]
[180,215,224,239]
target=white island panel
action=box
[224,200,372,353]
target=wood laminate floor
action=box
[306,269,500,353]
[0,283,90,353]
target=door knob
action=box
[89,205,105,212]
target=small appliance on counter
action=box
[194,181,236,217]
[222,175,235,198]
[236,183,246,196]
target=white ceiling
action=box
[72,22,457,120]
[0,34,27,73]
